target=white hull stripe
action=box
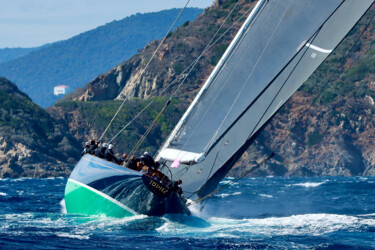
[305,43,332,53]
[68,178,138,215]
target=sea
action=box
[0,176,374,249]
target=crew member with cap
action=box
[104,144,119,163]
[140,151,155,167]
[95,143,108,158]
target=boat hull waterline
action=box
[64,155,189,218]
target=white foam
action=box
[357,213,375,217]
[156,220,173,233]
[216,193,231,198]
[56,233,90,240]
[10,178,33,182]
[216,214,375,236]
[0,192,7,196]
[216,192,242,198]
[60,199,67,214]
[86,214,148,231]
[219,180,238,185]
[259,194,273,198]
[155,213,375,237]
[292,182,325,188]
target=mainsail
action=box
[156,0,374,198]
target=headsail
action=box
[157,0,374,198]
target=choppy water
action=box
[0,176,374,249]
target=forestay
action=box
[157,0,374,198]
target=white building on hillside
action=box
[54,85,69,95]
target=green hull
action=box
[65,179,136,218]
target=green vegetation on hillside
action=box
[54,97,184,155]
[0,77,80,164]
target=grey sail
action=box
[156,0,374,199]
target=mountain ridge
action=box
[0,8,202,107]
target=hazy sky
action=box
[0,0,215,48]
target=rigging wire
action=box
[126,99,172,159]
[108,0,253,144]
[124,0,245,158]
[98,0,191,142]
[187,1,375,207]
[170,3,261,145]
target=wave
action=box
[60,199,67,214]
[0,192,7,196]
[259,194,273,198]
[219,180,239,185]
[156,213,375,237]
[216,192,242,198]
[291,181,326,188]
[46,177,65,180]
[55,233,90,240]
[357,213,375,217]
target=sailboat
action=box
[64,0,374,217]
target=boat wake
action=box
[2,210,373,240]
[0,177,374,248]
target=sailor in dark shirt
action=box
[81,142,90,155]
[104,144,119,163]
[118,153,128,165]
[87,140,99,155]
[95,143,108,158]
[126,156,140,171]
[171,179,183,195]
[140,152,155,167]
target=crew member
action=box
[125,156,140,170]
[81,142,90,155]
[104,144,119,163]
[118,153,128,165]
[87,140,99,155]
[95,143,108,158]
[140,152,156,168]
[171,179,183,195]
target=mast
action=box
[156,0,267,164]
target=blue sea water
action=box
[0,176,374,249]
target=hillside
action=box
[0,77,81,178]
[0,8,202,108]
[0,47,40,63]
[52,0,375,177]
